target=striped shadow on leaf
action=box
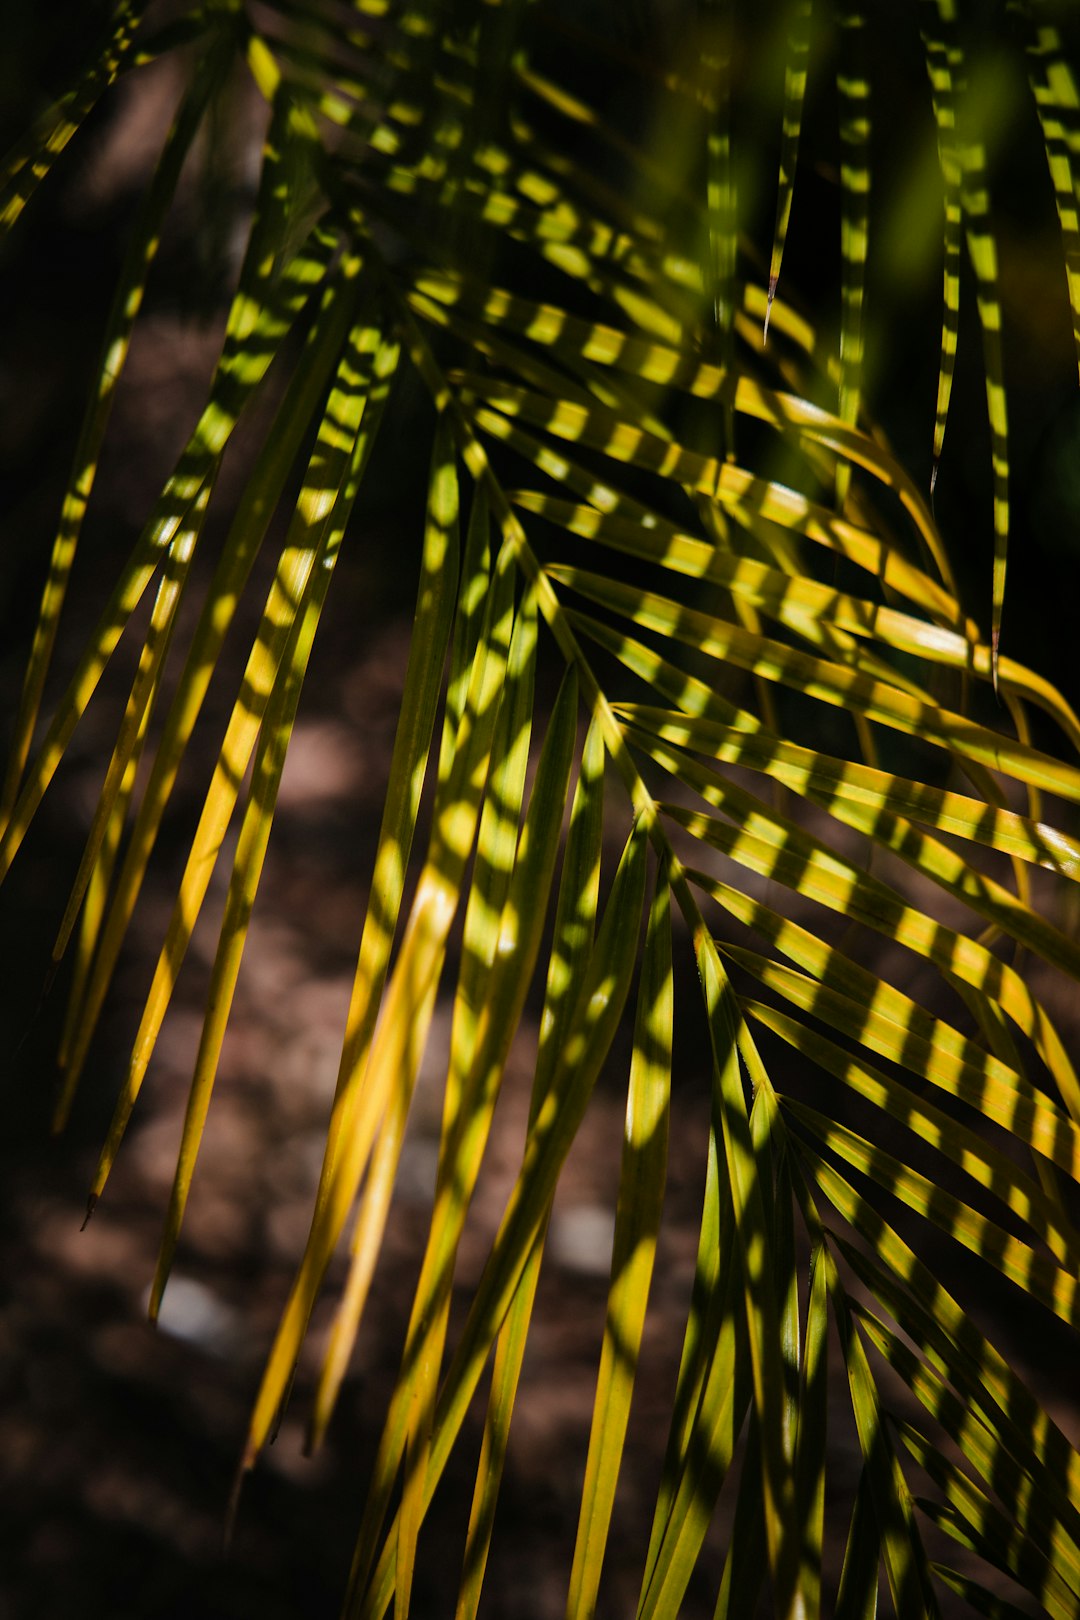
[3,6,1080,1620]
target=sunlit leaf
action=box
[819,1242,941,1619]
[53,254,373,1122]
[247,522,521,1473]
[0,38,232,834]
[5,7,1080,1619]
[89,286,381,1217]
[919,0,1010,681]
[455,716,605,1620]
[350,818,649,1620]
[1015,1,1080,377]
[0,0,151,235]
[765,0,811,339]
[567,870,672,1618]
[744,999,1080,1267]
[835,0,870,510]
[309,408,464,1448]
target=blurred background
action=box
[2,4,1079,1617]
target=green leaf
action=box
[933,1564,1047,1620]
[765,0,812,338]
[835,1,871,510]
[790,1102,1080,1328]
[393,620,578,1620]
[0,0,152,235]
[700,0,737,452]
[1014,1,1080,379]
[614,703,1080,878]
[719,936,1080,1167]
[694,938,800,1617]
[834,1468,882,1620]
[245,496,521,1477]
[838,1221,1080,1523]
[455,716,605,1620]
[0,39,232,834]
[642,1129,729,1597]
[350,817,649,1620]
[52,254,372,1124]
[744,999,1080,1267]
[637,1169,747,1620]
[5,10,1080,1620]
[919,2,1010,681]
[816,1212,1080,1583]
[556,569,1080,778]
[567,869,672,1619]
[0,103,339,894]
[918,1,965,500]
[901,1424,1079,1620]
[89,292,384,1217]
[820,1243,941,1620]
[711,1414,767,1620]
[855,1307,1080,1600]
[794,1239,829,1618]
[308,408,464,1448]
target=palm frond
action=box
[4,3,1080,1617]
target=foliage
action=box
[4,1,1080,1615]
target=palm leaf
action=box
[456,715,606,1620]
[566,870,673,1617]
[4,5,1080,1618]
[765,0,812,339]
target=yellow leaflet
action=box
[346,823,648,1620]
[836,1,871,510]
[765,0,811,339]
[617,703,1080,877]
[147,316,394,1318]
[0,200,337,889]
[567,874,672,1620]
[1020,11,1080,378]
[725,943,1080,1178]
[251,530,519,1476]
[309,410,461,1450]
[552,569,1080,797]
[455,718,605,1620]
[1,52,230,831]
[693,934,800,1618]
[856,1305,1080,1604]
[514,484,960,625]
[56,262,364,1106]
[836,1226,1080,1568]
[0,0,149,234]
[789,1100,1080,1327]
[820,1244,941,1619]
[52,477,215,969]
[900,1418,1077,1619]
[467,372,954,590]
[87,302,377,1215]
[395,654,577,1620]
[745,1000,1080,1267]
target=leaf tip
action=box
[991,624,1001,698]
[80,1193,97,1232]
[306,1393,331,1457]
[225,1449,255,1549]
[764,275,778,344]
[147,1271,165,1326]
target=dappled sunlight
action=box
[5,2,1080,1617]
